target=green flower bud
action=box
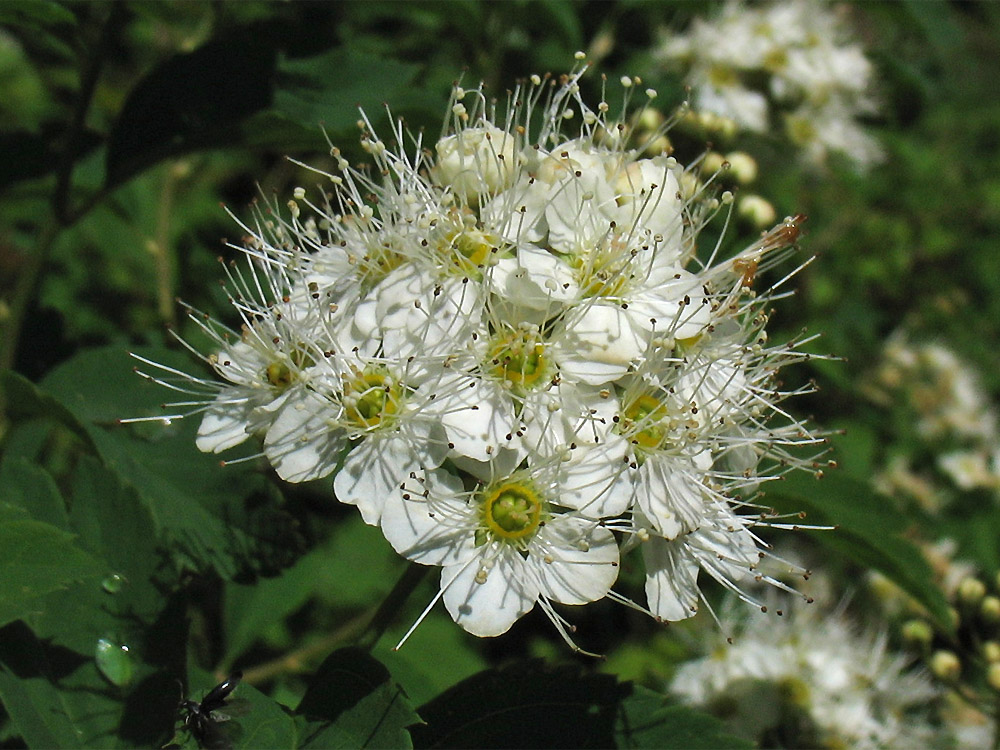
[981,596,1000,625]
[902,619,934,649]
[988,663,1000,693]
[982,641,1000,663]
[930,650,961,682]
[958,577,987,606]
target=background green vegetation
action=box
[1,1,999,747]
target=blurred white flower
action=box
[658,0,883,170]
[671,598,939,749]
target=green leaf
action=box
[40,346,305,580]
[0,130,102,190]
[105,36,276,186]
[614,686,753,750]
[272,48,424,134]
[0,456,69,530]
[297,648,420,749]
[231,681,301,750]
[0,0,77,29]
[0,370,94,449]
[373,612,488,709]
[223,515,398,667]
[0,621,95,749]
[763,472,954,631]
[411,661,627,749]
[13,458,189,746]
[0,506,102,629]
[0,614,186,749]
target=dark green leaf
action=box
[0,370,95,449]
[0,456,69,530]
[224,516,397,666]
[0,614,185,750]
[105,36,276,186]
[0,0,77,29]
[40,346,305,580]
[0,130,102,191]
[231,681,301,750]
[297,648,420,749]
[272,48,424,134]
[374,613,488,709]
[0,506,102,629]
[411,661,627,749]
[0,622,96,749]
[615,686,753,750]
[763,472,954,631]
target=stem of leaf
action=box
[237,610,371,686]
[234,562,429,685]
[357,561,430,653]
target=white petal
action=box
[490,246,578,310]
[432,375,518,461]
[333,435,417,525]
[264,391,345,483]
[529,516,619,605]
[642,537,700,621]
[196,392,254,453]
[379,470,476,566]
[551,305,646,385]
[637,457,706,539]
[557,437,632,518]
[442,549,538,637]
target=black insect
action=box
[180,671,243,749]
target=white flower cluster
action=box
[659,0,883,169]
[134,62,825,647]
[873,334,1000,495]
[671,599,939,749]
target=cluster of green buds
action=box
[630,107,775,231]
[903,572,1000,704]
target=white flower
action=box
[132,59,827,647]
[658,0,883,169]
[670,597,939,749]
[381,466,619,642]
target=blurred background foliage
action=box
[2,1,1000,747]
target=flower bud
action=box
[958,577,987,606]
[737,195,777,229]
[981,596,1000,625]
[982,641,1000,663]
[930,650,961,682]
[702,151,726,175]
[988,663,1000,693]
[433,125,518,203]
[901,619,933,650]
[725,151,758,184]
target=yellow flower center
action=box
[342,366,403,430]
[487,327,550,392]
[620,393,671,451]
[569,239,631,298]
[477,480,546,544]
[264,347,314,389]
